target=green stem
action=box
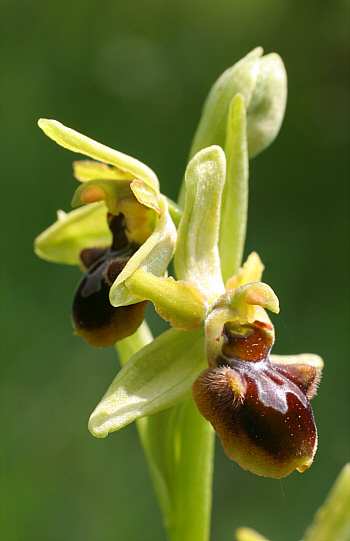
[116,322,215,541]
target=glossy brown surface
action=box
[72,214,148,348]
[193,319,320,478]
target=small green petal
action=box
[217,281,280,317]
[34,202,111,265]
[175,146,226,303]
[247,53,287,159]
[130,179,162,215]
[226,252,264,290]
[88,326,206,438]
[219,94,249,281]
[109,196,176,307]
[38,118,160,192]
[236,527,270,541]
[126,269,209,329]
[73,160,134,182]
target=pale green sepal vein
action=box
[38,119,160,192]
[34,201,111,265]
[175,145,226,303]
[219,93,248,281]
[302,463,350,541]
[88,326,206,438]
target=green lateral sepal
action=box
[88,326,206,438]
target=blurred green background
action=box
[1,1,349,540]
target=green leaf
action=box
[88,326,206,438]
[34,202,111,265]
[38,118,160,192]
[302,463,350,541]
[219,94,249,282]
[175,146,226,303]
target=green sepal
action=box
[34,202,111,265]
[109,195,176,307]
[88,326,206,438]
[73,160,135,182]
[219,94,249,281]
[246,53,287,159]
[38,118,160,192]
[175,146,226,303]
[126,269,209,330]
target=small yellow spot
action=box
[297,457,313,473]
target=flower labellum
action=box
[192,282,322,478]
[72,213,148,348]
